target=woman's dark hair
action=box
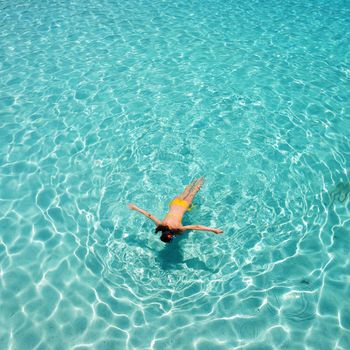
[155,225,179,243]
[160,232,173,243]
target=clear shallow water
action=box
[0,0,350,348]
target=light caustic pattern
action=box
[0,0,350,349]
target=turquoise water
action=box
[1,0,350,348]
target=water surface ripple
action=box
[0,0,350,349]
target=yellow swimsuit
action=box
[167,198,194,221]
[169,198,190,210]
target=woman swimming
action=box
[128,177,223,243]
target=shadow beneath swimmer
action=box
[157,235,216,273]
[158,238,184,270]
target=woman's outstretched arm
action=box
[181,224,223,234]
[128,203,162,225]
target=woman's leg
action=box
[180,177,204,203]
[179,179,197,199]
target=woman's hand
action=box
[128,203,137,210]
[213,229,223,234]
